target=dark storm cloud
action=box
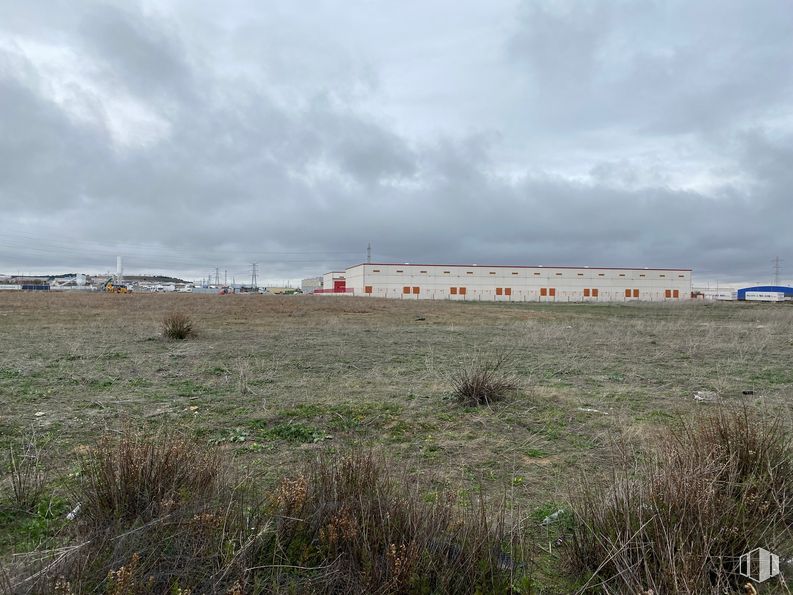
[0,0,792,283]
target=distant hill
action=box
[1,273,190,285]
[124,275,189,284]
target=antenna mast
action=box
[773,256,781,286]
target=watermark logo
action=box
[739,547,780,583]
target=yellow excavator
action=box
[103,278,130,293]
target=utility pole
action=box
[116,256,123,285]
[367,241,372,263]
[773,256,781,286]
[224,269,227,286]
[251,263,258,289]
[215,266,220,287]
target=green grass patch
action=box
[247,419,331,443]
[171,379,212,397]
[0,495,70,555]
[88,378,114,389]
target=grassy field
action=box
[1,293,792,591]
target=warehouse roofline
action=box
[347,262,692,272]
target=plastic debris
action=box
[66,503,81,521]
[541,509,565,526]
[577,407,608,415]
[693,391,718,402]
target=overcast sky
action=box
[1,0,792,283]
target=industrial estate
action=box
[312,262,693,302]
[4,257,793,302]
[303,261,793,303]
[3,257,793,594]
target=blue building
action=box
[736,286,793,300]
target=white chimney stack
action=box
[116,256,123,283]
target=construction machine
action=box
[103,278,130,293]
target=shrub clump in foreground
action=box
[271,451,529,593]
[76,428,221,527]
[13,431,530,594]
[452,351,517,406]
[161,311,195,340]
[7,431,46,513]
[568,408,793,593]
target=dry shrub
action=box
[161,312,194,340]
[271,451,529,594]
[568,407,793,593]
[15,427,263,594]
[11,433,529,594]
[76,427,221,528]
[452,351,517,406]
[7,431,46,512]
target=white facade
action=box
[693,283,744,301]
[745,292,786,302]
[301,276,323,294]
[341,263,692,302]
[319,271,347,294]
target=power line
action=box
[0,229,363,257]
[773,256,781,286]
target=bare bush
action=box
[161,312,195,340]
[16,427,259,594]
[75,426,221,528]
[271,451,529,593]
[11,434,529,594]
[568,407,793,593]
[452,351,517,406]
[7,431,46,512]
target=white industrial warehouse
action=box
[311,262,692,302]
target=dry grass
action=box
[271,450,529,593]
[75,425,222,528]
[568,407,793,593]
[13,427,259,594]
[161,311,195,340]
[7,432,45,513]
[451,351,517,406]
[1,293,792,591]
[10,429,530,594]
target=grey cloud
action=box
[508,0,793,136]
[77,3,194,101]
[0,75,109,212]
[0,0,791,283]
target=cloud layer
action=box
[1,0,792,283]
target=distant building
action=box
[315,262,692,302]
[315,271,348,294]
[301,276,323,294]
[736,286,793,301]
